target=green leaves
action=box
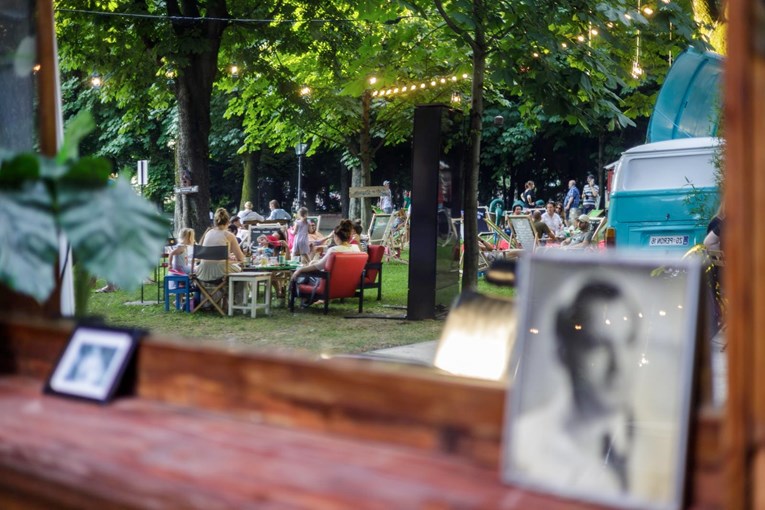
[0,182,59,301]
[57,111,96,164]
[0,138,167,303]
[0,153,40,189]
[59,178,169,290]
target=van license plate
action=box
[649,235,689,247]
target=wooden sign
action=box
[349,186,386,198]
[174,185,199,194]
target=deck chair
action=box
[191,244,229,315]
[505,215,539,255]
[589,217,608,248]
[289,252,369,315]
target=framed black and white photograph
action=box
[502,251,702,510]
[45,326,140,403]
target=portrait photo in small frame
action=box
[45,325,140,403]
[502,251,702,510]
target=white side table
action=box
[228,273,272,318]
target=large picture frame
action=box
[502,251,702,510]
[45,325,140,403]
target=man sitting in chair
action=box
[561,215,595,250]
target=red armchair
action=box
[289,252,369,314]
[362,245,384,301]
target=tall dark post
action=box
[407,105,464,320]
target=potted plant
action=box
[0,112,167,314]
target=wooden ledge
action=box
[0,376,612,509]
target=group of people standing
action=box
[521,174,600,221]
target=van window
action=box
[615,153,716,191]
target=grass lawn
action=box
[87,253,514,357]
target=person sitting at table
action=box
[197,208,245,283]
[267,228,289,257]
[228,216,244,244]
[253,235,274,259]
[168,227,195,275]
[237,201,264,223]
[290,222,361,307]
[267,200,292,222]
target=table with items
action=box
[241,260,301,305]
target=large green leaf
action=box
[57,111,96,164]
[62,155,112,188]
[0,154,41,190]
[58,179,169,290]
[0,182,59,302]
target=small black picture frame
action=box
[44,325,141,404]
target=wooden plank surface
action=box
[0,376,613,510]
[0,315,723,508]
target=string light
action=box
[300,86,311,96]
[643,6,654,15]
[367,71,472,99]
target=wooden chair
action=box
[362,245,385,301]
[191,245,229,315]
[289,252,369,315]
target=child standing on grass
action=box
[291,207,311,264]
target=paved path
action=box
[363,341,437,366]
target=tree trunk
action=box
[462,44,487,291]
[350,91,373,227]
[169,1,227,240]
[241,150,260,210]
[341,166,350,218]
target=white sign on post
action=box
[137,160,149,186]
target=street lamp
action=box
[294,142,308,211]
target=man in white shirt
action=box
[541,201,564,239]
[379,180,393,214]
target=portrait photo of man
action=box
[504,253,701,510]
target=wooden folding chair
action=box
[191,244,230,315]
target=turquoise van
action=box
[606,137,720,252]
